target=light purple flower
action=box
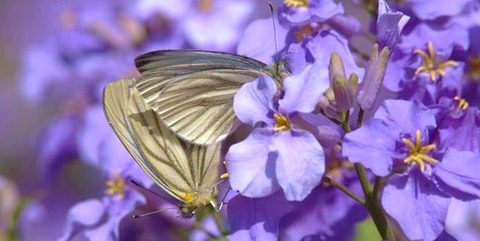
[279,0,344,26]
[279,179,367,241]
[343,99,480,240]
[226,62,329,201]
[376,0,410,50]
[227,191,294,241]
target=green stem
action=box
[354,163,372,195]
[365,194,395,240]
[323,177,365,204]
[356,165,395,240]
[211,209,227,238]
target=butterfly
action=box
[103,78,222,218]
[133,50,288,145]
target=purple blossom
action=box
[279,0,344,26]
[279,179,367,241]
[344,99,480,240]
[226,62,329,201]
[376,0,410,50]
[227,191,294,241]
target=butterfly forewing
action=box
[134,50,268,145]
[103,78,221,206]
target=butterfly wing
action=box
[134,50,268,145]
[103,78,220,205]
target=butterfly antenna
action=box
[130,180,174,204]
[269,1,279,56]
[133,207,177,219]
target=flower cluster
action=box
[7,0,480,240]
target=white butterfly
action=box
[133,50,287,145]
[103,78,222,218]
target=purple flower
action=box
[279,179,367,241]
[226,62,329,201]
[406,0,473,21]
[227,191,295,241]
[343,99,480,240]
[135,0,254,51]
[236,17,290,65]
[279,0,344,26]
[59,169,146,241]
[37,114,80,181]
[376,0,410,50]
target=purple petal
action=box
[408,0,471,20]
[376,0,410,50]
[374,99,436,134]
[273,129,325,201]
[398,23,469,53]
[306,30,364,80]
[434,149,480,200]
[382,172,451,241]
[58,199,105,241]
[438,108,480,152]
[279,61,329,114]
[226,128,280,198]
[38,115,79,180]
[78,105,111,167]
[233,75,277,126]
[279,0,344,26]
[237,18,288,65]
[343,119,403,176]
[227,192,294,241]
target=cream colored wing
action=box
[103,78,221,204]
[134,50,267,145]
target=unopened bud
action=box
[329,52,346,83]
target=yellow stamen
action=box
[414,42,458,81]
[198,0,213,13]
[454,96,469,110]
[220,173,229,179]
[284,0,309,7]
[273,113,291,131]
[105,173,126,198]
[402,130,438,172]
[294,25,314,42]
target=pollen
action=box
[402,130,438,172]
[274,113,291,131]
[198,0,212,13]
[105,173,126,199]
[454,96,469,111]
[284,0,308,7]
[414,42,458,81]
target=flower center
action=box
[198,0,213,13]
[454,96,469,111]
[294,25,314,42]
[284,0,309,7]
[105,173,126,198]
[402,130,438,172]
[273,113,291,131]
[414,42,458,81]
